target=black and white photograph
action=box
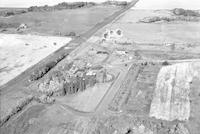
[0,0,200,134]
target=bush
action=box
[29,54,67,81]
[36,94,55,104]
[2,10,27,17]
[65,32,76,37]
[69,32,76,36]
[173,8,200,17]
[102,1,128,6]
[29,61,56,81]
[139,16,175,23]
[173,8,185,16]
[0,22,20,28]
[46,61,57,69]
[97,51,109,54]
[27,6,38,12]
[20,10,27,14]
[139,16,161,23]
[1,29,7,32]
[4,11,14,17]
[162,61,170,66]
[116,1,128,6]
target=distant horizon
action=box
[133,0,200,9]
[0,0,131,8]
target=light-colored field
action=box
[132,0,200,9]
[59,83,112,112]
[150,62,200,121]
[0,34,71,86]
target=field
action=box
[0,34,71,86]
[0,6,121,36]
[96,9,200,45]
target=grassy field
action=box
[0,6,121,36]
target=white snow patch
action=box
[0,34,71,86]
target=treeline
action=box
[173,8,200,17]
[27,1,128,12]
[27,2,96,12]
[102,0,128,6]
[0,1,129,17]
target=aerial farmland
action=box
[0,0,200,134]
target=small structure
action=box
[16,23,28,31]
[102,29,123,42]
[165,43,175,51]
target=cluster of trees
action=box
[27,2,96,12]
[173,8,200,17]
[29,54,67,81]
[0,22,20,28]
[102,1,128,6]
[27,1,129,12]
[0,10,27,17]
